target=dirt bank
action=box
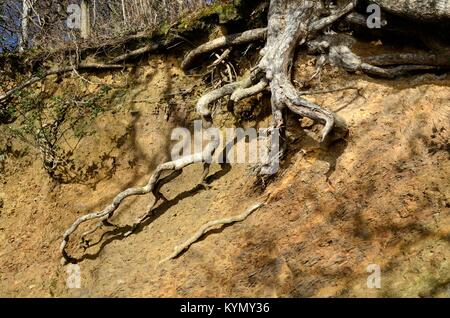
[0,39,449,297]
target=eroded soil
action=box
[0,41,449,297]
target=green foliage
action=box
[5,83,113,183]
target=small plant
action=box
[5,84,113,183]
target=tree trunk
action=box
[19,0,30,51]
[92,0,97,27]
[374,0,450,20]
[121,0,128,23]
[80,0,91,39]
[257,0,352,144]
[59,0,450,262]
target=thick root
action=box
[196,77,253,117]
[309,0,357,33]
[329,45,439,78]
[110,44,160,64]
[196,68,263,117]
[258,0,348,142]
[363,52,450,67]
[60,0,450,266]
[230,78,269,103]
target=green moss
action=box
[200,1,242,24]
[174,0,243,32]
[159,21,172,36]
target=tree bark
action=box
[81,0,91,39]
[59,0,450,262]
[19,0,31,51]
[121,0,127,24]
[374,0,450,21]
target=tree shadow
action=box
[174,84,449,297]
[65,163,232,264]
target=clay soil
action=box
[0,40,449,297]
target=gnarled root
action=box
[329,45,441,79]
[60,138,219,264]
[363,52,450,68]
[64,0,450,264]
[256,0,351,142]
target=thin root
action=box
[160,202,265,263]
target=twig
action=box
[208,48,231,69]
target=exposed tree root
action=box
[231,78,269,103]
[363,52,450,67]
[59,0,354,262]
[329,45,439,78]
[180,0,355,73]
[160,202,266,263]
[110,43,161,64]
[196,69,263,118]
[59,0,450,264]
[308,0,358,34]
[60,138,219,264]
[181,28,268,71]
[208,48,232,70]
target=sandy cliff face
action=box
[0,41,449,297]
